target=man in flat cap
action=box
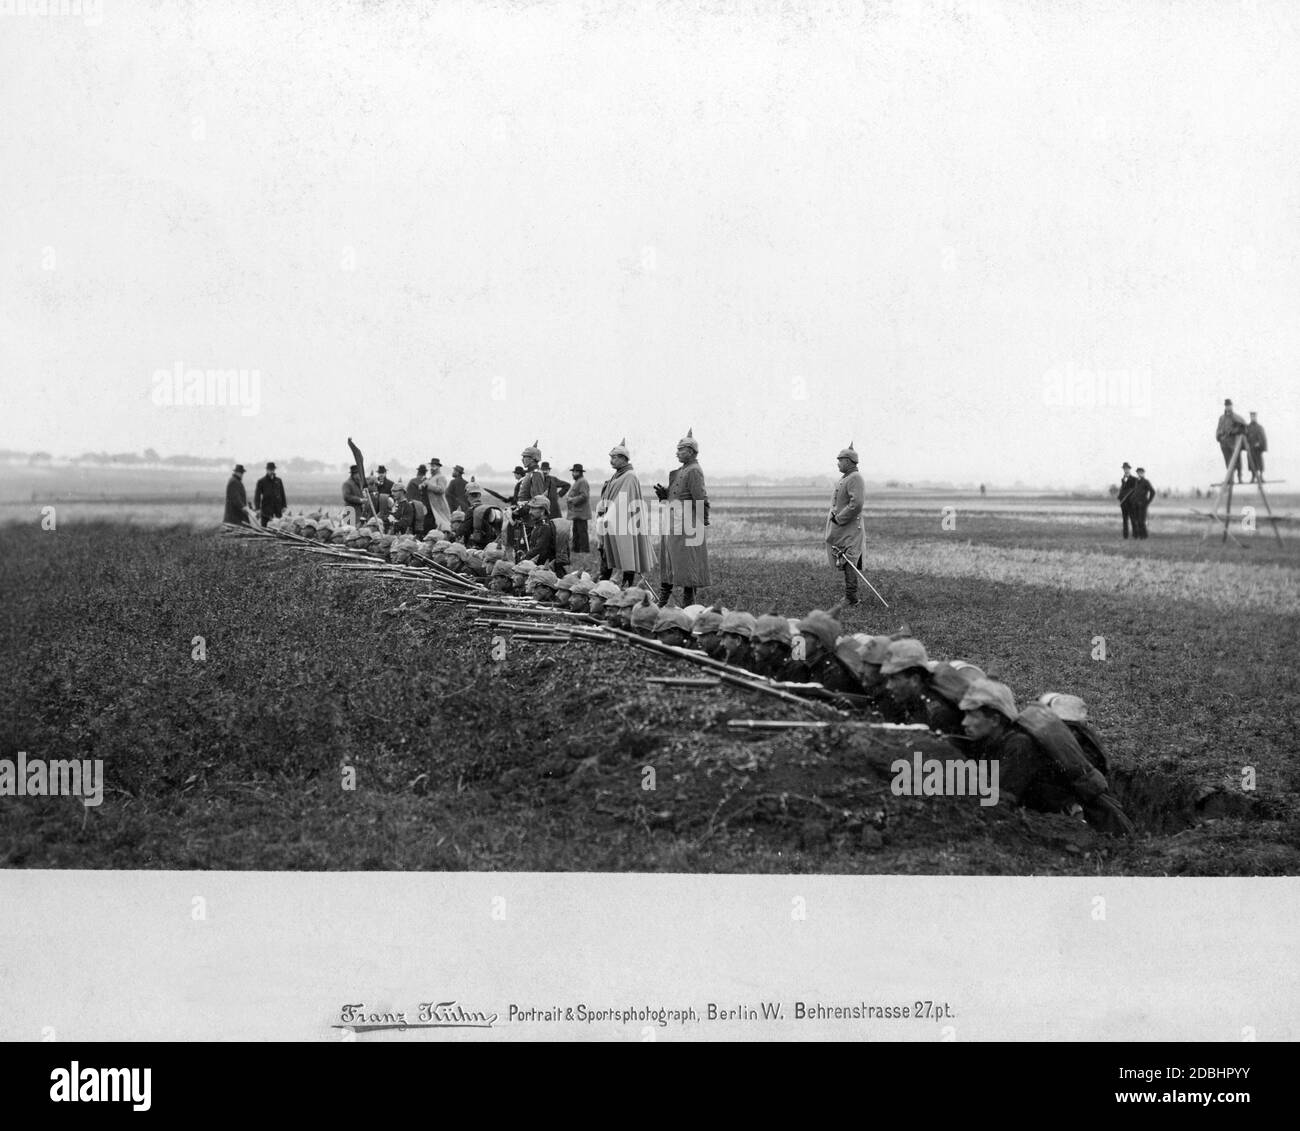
[655,427,711,608]
[252,461,287,526]
[1117,462,1136,539]
[1245,412,1268,482]
[224,464,252,525]
[1216,399,1247,483]
[596,439,655,585]
[825,442,867,605]
[565,462,592,555]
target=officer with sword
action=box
[824,441,887,607]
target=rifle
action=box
[727,719,930,732]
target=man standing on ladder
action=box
[1216,398,1247,484]
[1245,411,1268,483]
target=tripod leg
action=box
[1255,480,1282,545]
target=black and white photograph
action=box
[2,0,1297,1074]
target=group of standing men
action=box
[1216,398,1268,484]
[223,462,287,526]
[1116,463,1156,540]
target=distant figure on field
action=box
[1216,398,1247,483]
[979,483,986,497]
[224,464,251,525]
[825,441,866,605]
[1245,411,1268,483]
[252,461,286,526]
[1131,467,1155,539]
[1117,462,1136,539]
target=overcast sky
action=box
[3,0,1297,487]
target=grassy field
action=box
[2,495,1297,874]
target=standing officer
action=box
[1131,467,1156,539]
[517,444,547,506]
[373,465,396,497]
[824,441,866,605]
[1117,462,1136,539]
[1245,412,1268,482]
[1216,399,1247,483]
[655,427,710,607]
[595,438,655,585]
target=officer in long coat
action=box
[655,427,711,606]
[824,442,867,605]
[252,461,287,526]
[223,464,251,525]
[595,439,655,584]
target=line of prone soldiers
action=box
[268,509,1136,837]
[477,556,1135,838]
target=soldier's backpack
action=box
[1064,719,1109,776]
[1014,703,1110,803]
[1015,705,1137,836]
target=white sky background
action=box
[2,0,1297,488]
